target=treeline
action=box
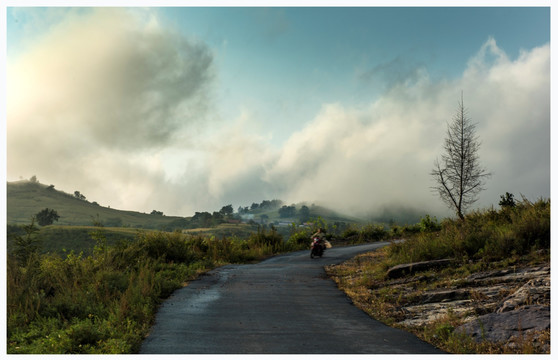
[237,199,283,214]
[168,205,235,230]
[98,200,287,230]
[237,200,317,224]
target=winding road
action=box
[140,242,444,354]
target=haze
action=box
[5,6,550,220]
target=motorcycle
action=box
[310,238,325,258]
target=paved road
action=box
[140,242,444,354]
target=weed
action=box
[7,226,288,354]
[327,199,550,354]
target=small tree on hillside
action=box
[431,93,490,220]
[35,208,60,226]
[74,191,86,201]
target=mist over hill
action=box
[7,180,382,229]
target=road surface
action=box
[140,242,444,354]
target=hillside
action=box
[6,180,184,228]
[7,180,364,229]
[7,181,365,256]
[239,202,364,225]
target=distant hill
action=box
[238,201,364,227]
[6,180,371,256]
[6,180,184,228]
[7,180,365,230]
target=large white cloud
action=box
[7,8,215,213]
[261,37,550,218]
[7,9,550,221]
[186,36,549,219]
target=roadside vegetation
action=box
[326,196,550,354]
[4,197,469,355]
[6,180,394,354]
[8,179,549,354]
[7,224,294,354]
[10,210,396,354]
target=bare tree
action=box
[431,93,490,220]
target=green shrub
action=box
[287,229,312,250]
[7,222,298,354]
[388,232,454,263]
[359,224,388,242]
[434,322,455,342]
[511,198,550,249]
[66,317,106,353]
[9,198,549,354]
[248,226,283,253]
[136,231,194,263]
[499,192,516,208]
[341,225,359,239]
[387,197,550,264]
[419,214,442,233]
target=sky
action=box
[3,2,552,221]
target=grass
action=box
[7,209,392,354]
[326,197,550,354]
[7,222,271,257]
[7,226,298,354]
[10,184,548,354]
[7,225,142,256]
[327,249,550,354]
[387,197,550,264]
[7,180,185,228]
[7,181,364,230]
[181,222,258,239]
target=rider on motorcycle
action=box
[311,228,327,250]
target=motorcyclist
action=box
[311,228,327,251]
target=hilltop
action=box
[6,180,183,228]
[7,180,365,256]
[6,180,363,230]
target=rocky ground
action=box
[392,262,549,351]
[327,251,550,354]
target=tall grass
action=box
[7,228,288,354]
[388,198,550,265]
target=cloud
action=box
[9,8,213,151]
[7,8,215,212]
[7,16,549,221]
[179,35,549,219]
[464,40,550,203]
[262,38,550,218]
[158,110,278,215]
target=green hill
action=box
[7,180,184,228]
[8,180,364,228]
[7,180,367,253]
